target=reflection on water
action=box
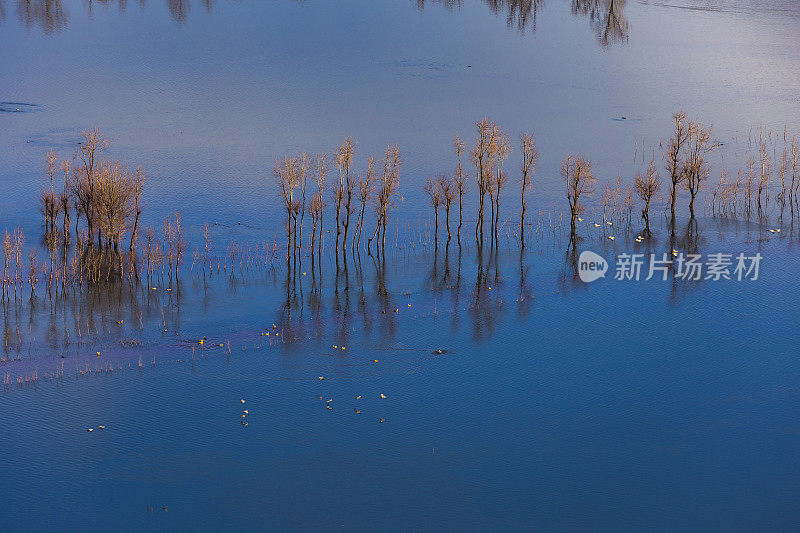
[13,0,68,33]
[573,0,628,46]
[418,0,546,33]
[0,212,785,382]
[3,0,629,45]
[419,0,629,43]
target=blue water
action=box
[2,218,800,530]
[2,0,800,531]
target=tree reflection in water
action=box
[2,0,628,46]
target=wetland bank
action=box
[2,0,800,531]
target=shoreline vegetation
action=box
[1,113,798,391]
[2,113,798,298]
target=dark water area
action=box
[2,0,800,531]
[2,216,800,530]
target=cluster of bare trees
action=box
[562,111,717,242]
[1,229,27,298]
[421,119,539,249]
[470,118,512,244]
[275,152,310,258]
[274,141,401,260]
[710,127,799,219]
[423,173,455,247]
[25,113,799,297]
[660,112,718,220]
[41,128,145,252]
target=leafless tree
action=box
[471,118,500,244]
[128,167,145,250]
[790,137,799,207]
[489,129,511,241]
[440,173,455,241]
[519,132,538,245]
[634,158,660,236]
[74,128,109,245]
[163,212,185,280]
[368,145,401,254]
[41,149,59,235]
[562,155,596,239]
[757,127,770,212]
[275,154,300,257]
[335,137,356,257]
[665,111,689,220]
[295,152,310,254]
[354,156,376,252]
[424,176,443,247]
[453,133,467,241]
[683,120,716,218]
[309,154,328,254]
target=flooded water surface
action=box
[2,1,800,531]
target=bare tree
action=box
[454,133,467,241]
[424,176,442,247]
[368,144,401,254]
[665,111,689,220]
[275,155,300,257]
[490,129,511,241]
[683,120,716,218]
[128,167,145,250]
[335,137,355,257]
[295,152,310,254]
[471,118,499,244]
[354,156,376,252]
[74,128,109,245]
[163,212,185,279]
[59,159,71,243]
[440,173,455,241]
[562,155,596,239]
[310,154,328,254]
[41,149,59,235]
[757,127,770,212]
[790,137,799,207]
[519,132,538,245]
[635,158,660,236]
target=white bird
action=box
[608,236,615,241]
[594,223,601,228]
[380,393,387,399]
[606,221,613,226]
[242,410,248,414]
[577,217,583,222]
[241,399,246,403]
